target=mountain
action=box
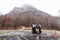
[0,4,59,30]
[8,4,51,16]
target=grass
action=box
[0,30,17,34]
[0,29,26,34]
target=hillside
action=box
[0,4,60,30]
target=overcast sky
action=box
[0,0,60,16]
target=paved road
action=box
[0,30,60,40]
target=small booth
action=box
[31,24,42,34]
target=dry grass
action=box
[0,29,60,36]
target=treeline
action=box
[0,11,60,30]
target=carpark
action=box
[0,30,60,40]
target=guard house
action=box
[31,24,42,34]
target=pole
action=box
[54,31,56,40]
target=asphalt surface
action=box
[0,30,60,40]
